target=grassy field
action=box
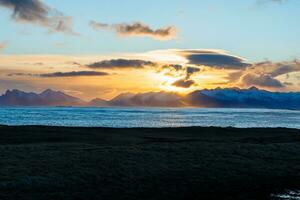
[0,126,300,200]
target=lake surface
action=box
[0,107,300,128]
[271,190,300,199]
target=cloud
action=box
[90,21,177,40]
[240,73,284,88]
[171,67,200,88]
[177,49,250,69]
[87,59,156,69]
[0,0,76,34]
[157,63,201,88]
[223,60,300,89]
[6,73,34,77]
[40,71,109,77]
[159,64,200,76]
[172,79,196,88]
[50,16,75,34]
[161,64,183,71]
[162,50,298,90]
[252,60,300,77]
[186,67,201,78]
[89,21,109,29]
[8,71,109,78]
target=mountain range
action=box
[0,87,300,109]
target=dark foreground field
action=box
[0,126,300,200]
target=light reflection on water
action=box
[271,190,300,199]
[0,107,299,128]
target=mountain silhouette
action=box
[0,89,84,106]
[1,87,300,109]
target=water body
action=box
[0,107,299,128]
[271,190,300,199]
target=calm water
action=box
[271,190,300,199]
[0,107,299,128]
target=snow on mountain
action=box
[186,87,300,109]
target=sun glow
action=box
[149,72,194,93]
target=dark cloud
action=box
[241,73,284,88]
[7,73,34,77]
[172,79,196,88]
[0,0,75,34]
[178,50,250,69]
[87,59,156,69]
[0,0,48,21]
[159,65,200,77]
[161,64,183,71]
[40,71,109,77]
[157,64,184,77]
[8,71,109,78]
[90,21,176,40]
[186,67,201,78]
[177,67,200,88]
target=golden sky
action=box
[0,49,299,100]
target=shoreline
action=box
[1,125,300,131]
[1,126,300,199]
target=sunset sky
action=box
[0,0,300,100]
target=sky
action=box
[0,0,300,100]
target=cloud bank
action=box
[236,60,300,88]
[0,0,75,34]
[166,49,300,90]
[40,71,109,78]
[7,71,109,78]
[90,21,177,40]
[87,59,156,69]
[241,73,284,88]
